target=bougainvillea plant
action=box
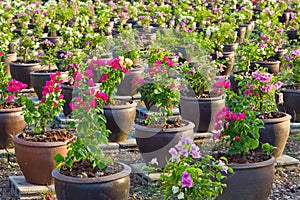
[146,135,232,200]
[54,61,112,170]
[18,71,65,134]
[132,57,182,125]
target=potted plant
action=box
[145,135,232,199]
[0,53,27,148]
[9,33,41,88]
[91,57,137,142]
[112,29,145,96]
[30,39,68,99]
[52,62,131,200]
[277,47,300,122]
[178,55,226,133]
[133,56,195,168]
[236,69,291,158]
[13,72,74,185]
[213,79,276,200]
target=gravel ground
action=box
[0,131,299,200]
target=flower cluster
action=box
[280,47,300,87]
[147,135,232,200]
[6,80,28,102]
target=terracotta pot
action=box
[0,106,26,149]
[278,89,300,122]
[30,70,69,100]
[1,52,17,77]
[218,156,275,200]
[179,95,225,133]
[13,132,72,185]
[9,62,41,88]
[116,67,144,96]
[259,112,291,158]
[135,120,195,168]
[250,60,280,75]
[104,102,137,142]
[61,84,73,117]
[52,162,131,200]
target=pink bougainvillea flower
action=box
[234,136,240,141]
[88,78,95,87]
[95,91,108,101]
[85,69,94,79]
[238,112,246,120]
[100,74,109,82]
[7,79,28,93]
[231,113,238,121]
[6,95,15,102]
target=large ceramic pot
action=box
[179,95,225,133]
[250,60,280,75]
[218,156,275,200]
[104,102,137,142]
[1,52,17,77]
[116,67,144,96]
[259,112,291,158]
[9,62,41,88]
[52,162,131,200]
[211,51,235,76]
[13,132,72,185]
[135,120,195,168]
[222,43,238,52]
[30,70,69,99]
[278,89,300,122]
[229,70,248,93]
[61,83,73,117]
[0,106,26,149]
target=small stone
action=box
[81,172,88,178]
[95,172,104,177]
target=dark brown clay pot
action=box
[278,12,290,26]
[179,95,225,133]
[61,83,73,117]
[250,60,280,75]
[104,102,137,142]
[0,106,26,149]
[222,43,238,52]
[30,70,69,100]
[229,70,249,93]
[52,162,131,200]
[218,156,275,200]
[116,67,144,96]
[13,132,71,185]
[236,26,246,44]
[1,52,17,77]
[274,49,288,71]
[9,62,41,88]
[259,112,291,158]
[135,120,195,168]
[278,89,300,122]
[286,29,299,41]
[211,51,235,76]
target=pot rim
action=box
[180,94,224,101]
[281,88,300,93]
[103,102,137,110]
[134,119,195,133]
[262,111,292,123]
[251,60,280,65]
[8,62,41,66]
[13,132,73,147]
[51,161,131,183]
[229,156,275,169]
[30,70,60,76]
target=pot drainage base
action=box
[9,176,55,200]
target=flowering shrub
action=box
[37,39,59,71]
[146,135,232,199]
[0,53,27,105]
[236,69,283,115]
[54,62,112,170]
[179,55,218,97]
[133,57,182,125]
[280,48,300,87]
[18,72,65,133]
